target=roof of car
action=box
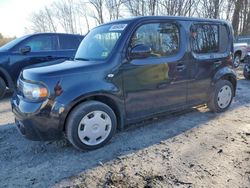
[101,16,229,25]
[28,33,84,37]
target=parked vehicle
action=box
[235,35,250,49]
[243,60,250,79]
[233,42,248,67]
[234,36,250,78]
[12,16,236,150]
[0,33,84,98]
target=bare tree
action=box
[124,0,165,16]
[30,10,48,33]
[232,0,243,35]
[27,0,250,37]
[226,0,234,20]
[157,0,199,17]
[124,0,146,16]
[53,0,80,33]
[30,7,58,33]
[198,0,225,18]
[89,0,104,24]
[148,0,157,15]
[239,0,250,35]
[76,1,91,33]
[44,6,57,32]
[105,0,126,20]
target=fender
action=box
[0,67,14,91]
[59,92,125,131]
[212,66,237,94]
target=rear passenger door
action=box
[57,34,83,59]
[122,21,188,120]
[187,23,231,104]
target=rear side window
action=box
[131,22,179,58]
[191,23,230,54]
[191,24,219,53]
[59,35,81,50]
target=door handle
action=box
[176,64,186,72]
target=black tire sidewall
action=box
[0,77,6,99]
[212,80,234,112]
[66,101,117,150]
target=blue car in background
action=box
[0,33,84,98]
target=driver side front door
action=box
[122,21,188,121]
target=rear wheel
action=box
[207,80,234,113]
[66,101,117,151]
[0,77,6,99]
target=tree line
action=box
[26,0,250,36]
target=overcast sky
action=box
[0,0,52,37]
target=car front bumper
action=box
[11,95,65,141]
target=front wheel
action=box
[66,101,117,151]
[0,77,6,99]
[207,80,234,113]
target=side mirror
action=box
[130,44,152,59]
[20,46,31,54]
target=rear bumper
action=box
[11,95,64,141]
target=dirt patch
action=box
[54,105,250,187]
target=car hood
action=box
[22,59,103,81]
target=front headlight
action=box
[18,80,48,101]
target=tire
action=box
[66,100,117,151]
[243,65,250,80]
[233,55,241,68]
[207,80,234,113]
[0,77,6,99]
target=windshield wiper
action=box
[74,58,90,61]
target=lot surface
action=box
[0,73,250,188]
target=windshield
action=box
[75,23,127,61]
[0,35,28,51]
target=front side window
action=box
[130,23,180,58]
[16,35,57,52]
[191,24,219,54]
[75,23,126,61]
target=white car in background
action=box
[233,42,248,67]
[234,36,250,66]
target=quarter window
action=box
[191,24,219,53]
[219,25,229,52]
[131,23,180,58]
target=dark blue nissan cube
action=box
[12,16,236,150]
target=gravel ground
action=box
[0,71,250,188]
